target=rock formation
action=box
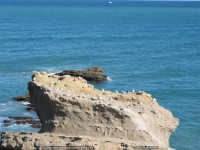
[55,66,107,82]
[3,117,41,129]
[8,67,108,130]
[0,72,179,150]
[13,92,30,102]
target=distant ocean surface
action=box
[0,1,200,149]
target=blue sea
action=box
[0,1,200,149]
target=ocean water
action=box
[0,1,200,149]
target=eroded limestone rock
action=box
[1,72,179,150]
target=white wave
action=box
[21,101,30,105]
[35,66,64,74]
[3,123,31,129]
[23,112,38,118]
[35,65,88,74]
[0,101,17,108]
[1,122,40,133]
[0,116,9,121]
[107,76,113,81]
[0,103,6,107]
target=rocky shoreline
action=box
[0,68,179,150]
[3,117,41,129]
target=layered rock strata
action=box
[0,72,179,150]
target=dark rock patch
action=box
[26,104,35,111]
[13,93,30,101]
[55,66,107,82]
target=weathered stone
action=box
[0,132,136,150]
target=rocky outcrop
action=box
[13,93,30,102]
[0,72,179,150]
[55,67,107,82]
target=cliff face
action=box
[1,72,179,150]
